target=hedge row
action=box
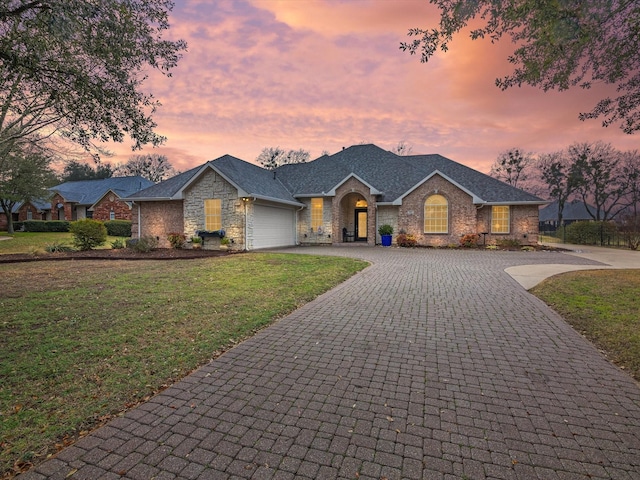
[17,219,132,237]
[103,220,132,237]
[22,220,70,232]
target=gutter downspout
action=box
[296,204,305,245]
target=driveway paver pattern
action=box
[19,248,640,480]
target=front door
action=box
[355,208,367,241]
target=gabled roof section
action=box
[51,176,154,205]
[128,155,302,206]
[405,154,545,204]
[275,144,544,204]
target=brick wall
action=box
[134,201,184,248]
[398,174,477,246]
[476,204,539,245]
[51,194,73,221]
[92,193,133,221]
[333,177,377,245]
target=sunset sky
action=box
[105,0,638,174]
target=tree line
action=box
[489,142,640,228]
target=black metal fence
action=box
[540,222,640,249]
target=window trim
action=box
[424,194,448,234]
[491,205,510,234]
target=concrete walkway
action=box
[20,247,640,480]
[506,244,640,289]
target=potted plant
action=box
[378,224,393,247]
[191,235,202,249]
[220,237,231,251]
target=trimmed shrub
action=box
[167,232,186,249]
[396,233,417,247]
[496,237,521,248]
[23,220,70,232]
[111,238,126,249]
[69,219,107,251]
[459,234,479,248]
[127,235,158,253]
[104,220,132,237]
[566,221,617,245]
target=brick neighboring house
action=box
[128,144,546,250]
[49,176,154,222]
[0,200,50,230]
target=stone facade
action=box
[297,197,332,245]
[182,169,245,250]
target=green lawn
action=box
[0,231,123,255]
[0,253,367,476]
[532,269,640,381]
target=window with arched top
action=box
[424,194,448,233]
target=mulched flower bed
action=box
[0,248,232,264]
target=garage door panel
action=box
[253,205,295,249]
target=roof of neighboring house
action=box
[51,176,154,206]
[539,200,602,222]
[11,199,51,213]
[128,144,545,206]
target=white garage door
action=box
[252,204,296,249]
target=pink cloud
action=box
[101,1,639,177]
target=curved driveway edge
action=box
[19,247,640,480]
[506,244,640,289]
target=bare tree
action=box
[489,148,534,189]
[257,147,309,170]
[392,141,413,156]
[570,142,628,221]
[538,150,581,227]
[114,154,177,182]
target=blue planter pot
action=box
[381,234,392,247]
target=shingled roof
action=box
[52,176,154,205]
[128,144,545,206]
[127,155,301,206]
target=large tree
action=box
[257,147,310,170]
[0,0,186,162]
[114,154,176,182]
[489,148,533,189]
[538,150,581,228]
[401,0,640,133]
[59,159,114,182]
[570,142,629,221]
[0,146,54,234]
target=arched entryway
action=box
[339,193,368,242]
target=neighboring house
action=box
[0,199,50,230]
[539,200,603,229]
[49,176,154,222]
[128,144,545,250]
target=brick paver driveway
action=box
[21,248,640,480]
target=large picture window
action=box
[491,206,510,234]
[205,199,222,230]
[424,194,448,233]
[311,198,323,230]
